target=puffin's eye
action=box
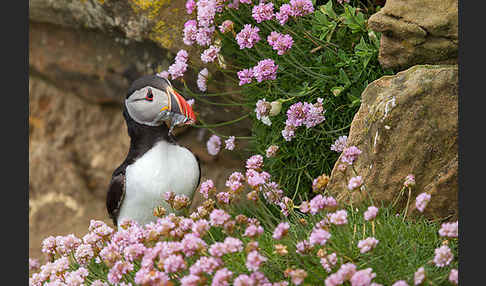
[145,89,154,101]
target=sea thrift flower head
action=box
[329,209,348,225]
[272,33,293,55]
[275,4,292,25]
[74,243,94,265]
[212,268,233,286]
[237,68,254,86]
[282,124,296,141]
[357,237,379,253]
[190,256,222,275]
[216,191,233,204]
[267,31,281,46]
[338,263,357,281]
[180,274,200,286]
[449,269,458,285]
[348,176,364,190]
[246,250,267,271]
[107,261,134,284]
[225,136,236,150]
[266,145,279,158]
[296,240,312,254]
[197,68,209,92]
[252,2,274,23]
[433,245,453,267]
[196,0,217,27]
[309,228,331,246]
[186,0,196,14]
[183,20,198,45]
[29,258,40,272]
[392,281,409,286]
[331,135,348,152]
[175,49,189,63]
[236,24,261,49]
[274,243,289,256]
[226,171,245,192]
[65,267,89,286]
[162,254,186,273]
[246,154,264,170]
[272,222,290,240]
[244,223,264,238]
[41,236,57,257]
[157,70,170,79]
[219,19,234,33]
[364,206,379,221]
[192,219,210,237]
[404,174,416,187]
[123,243,145,262]
[341,146,362,165]
[439,221,458,238]
[201,45,221,63]
[207,134,222,155]
[196,26,215,46]
[224,236,244,253]
[234,274,255,286]
[290,0,314,17]
[414,267,425,285]
[134,268,169,285]
[350,268,376,286]
[210,208,230,226]
[172,194,191,210]
[246,169,270,187]
[168,60,188,80]
[415,192,431,212]
[288,269,307,285]
[200,179,215,199]
[252,59,278,82]
[255,99,272,120]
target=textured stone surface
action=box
[368,0,458,70]
[326,65,458,219]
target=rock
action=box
[325,65,458,220]
[368,0,458,70]
[29,0,189,53]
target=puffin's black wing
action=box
[106,173,125,226]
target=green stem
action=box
[193,114,250,128]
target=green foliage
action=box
[195,0,392,202]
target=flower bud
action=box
[269,100,283,116]
[331,86,344,97]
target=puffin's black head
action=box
[124,75,196,130]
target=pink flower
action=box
[168,60,188,80]
[341,146,362,165]
[252,2,274,23]
[207,134,222,155]
[65,267,89,286]
[216,191,232,204]
[107,261,134,284]
[163,254,186,273]
[234,274,255,286]
[272,222,290,240]
[246,154,264,170]
[201,45,221,63]
[329,210,348,225]
[237,68,254,86]
[181,233,207,256]
[225,136,236,150]
[190,256,222,275]
[224,237,243,253]
[225,171,245,192]
[236,24,260,49]
[268,32,293,55]
[252,59,278,82]
[266,145,279,158]
[357,237,379,253]
[209,208,230,226]
[449,269,458,285]
[288,269,307,285]
[290,0,314,17]
[183,20,198,45]
[175,49,189,63]
[391,281,409,286]
[331,136,348,152]
[364,206,379,221]
[433,245,453,267]
[244,224,264,238]
[192,219,210,237]
[296,240,311,254]
[29,258,40,272]
[275,4,292,25]
[196,0,217,27]
[415,192,431,212]
[185,0,196,14]
[197,68,209,92]
[246,250,267,271]
[199,179,215,199]
[212,268,233,286]
[309,228,331,246]
[124,243,145,262]
[350,268,376,286]
[157,70,170,79]
[196,26,215,46]
[348,176,363,190]
[246,169,270,187]
[181,274,201,286]
[404,174,416,187]
[438,221,458,238]
[338,263,357,281]
[74,243,94,265]
[414,267,425,285]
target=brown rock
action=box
[325,65,458,220]
[368,0,458,70]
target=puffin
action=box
[106,75,200,228]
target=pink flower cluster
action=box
[252,2,275,23]
[357,237,379,253]
[282,98,326,141]
[168,49,189,80]
[235,24,261,49]
[438,221,458,238]
[237,59,278,86]
[331,135,348,152]
[275,0,315,25]
[207,134,222,156]
[415,192,431,212]
[267,31,293,55]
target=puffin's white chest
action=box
[118,141,199,227]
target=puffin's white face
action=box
[125,86,171,126]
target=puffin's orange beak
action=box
[168,88,196,125]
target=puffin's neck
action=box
[122,107,177,168]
